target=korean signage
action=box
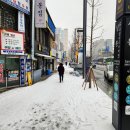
[1,0,30,15]
[116,0,130,20]
[35,0,46,28]
[0,30,24,55]
[20,56,25,86]
[113,15,130,130]
[18,11,25,32]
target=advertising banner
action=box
[18,11,25,32]
[0,30,24,55]
[20,56,25,86]
[35,0,46,28]
[1,0,30,15]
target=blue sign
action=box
[114,92,118,101]
[20,57,25,86]
[126,85,130,94]
[1,0,30,15]
[126,95,130,105]
[114,82,119,92]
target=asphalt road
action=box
[93,68,113,98]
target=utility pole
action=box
[83,0,87,78]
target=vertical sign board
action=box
[112,19,122,129]
[20,56,25,86]
[113,0,130,129]
[35,0,46,28]
[18,11,25,32]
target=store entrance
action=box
[6,56,20,87]
[0,55,20,88]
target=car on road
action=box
[104,64,113,81]
[70,62,78,68]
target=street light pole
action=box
[83,0,87,78]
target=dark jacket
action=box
[58,63,64,75]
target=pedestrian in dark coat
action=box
[58,63,65,82]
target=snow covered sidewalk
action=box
[0,66,115,130]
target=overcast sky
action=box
[46,0,116,43]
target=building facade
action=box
[0,0,31,88]
[33,7,56,83]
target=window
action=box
[0,4,17,30]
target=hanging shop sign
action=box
[18,11,25,32]
[1,0,30,15]
[0,30,24,55]
[35,0,46,28]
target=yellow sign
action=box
[118,0,122,4]
[126,76,130,84]
[27,72,32,86]
[114,73,119,83]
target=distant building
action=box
[55,28,68,62]
[92,39,113,60]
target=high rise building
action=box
[55,28,68,62]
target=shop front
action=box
[0,55,20,88]
[0,30,24,88]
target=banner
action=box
[1,0,30,15]
[35,0,46,28]
[27,72,32,86]
[0,30,24,55]
[18,11,25,32]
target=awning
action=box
[35,53,55,59]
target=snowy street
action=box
[0,66,115,130]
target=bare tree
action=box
[87,0,103,61]
[87,0,103,88]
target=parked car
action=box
[104,64,113,81]
[70,62,78,68]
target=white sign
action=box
[114,101,118,111]
[125,106,130,115]
[18,11,25,32]
[35,0,46,28]
[1,0,30,15]
[0,30,24,55]
[51,49,56,57]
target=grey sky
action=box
[46,0,116,43]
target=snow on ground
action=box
[0,65,115,130]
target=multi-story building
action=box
[33,6,56,83]
[0,0,56,87]
[0,0,31,88]
[55,28,68,63]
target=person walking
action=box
[58,63,65,83]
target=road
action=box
[93,68,113,98]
